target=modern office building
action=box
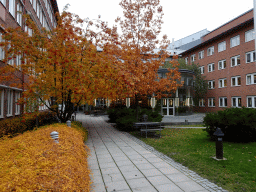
[0,0,59,119]
[181,8,256,113]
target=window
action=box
[0,33,5,61]
[246,73,256,85]
[16,54,22,69]
[25,25,33,36]
[219,78,227,88]
[17,3,22,26]
[9,0,15,17]
[218,60,226,70]
[0,0,6,7]
[230,35,240,48]
[207,46,214,56]
[218,41,226,52]
[208,98,215,107]
[231,55,240,67]
[198,51,204,60]
[0,89,3,118]
[219,97,227,107]
[208,80,215,89]
[199,99,205,107]
[246,51,255,63]
[232,97,241,107]
[33,0,37,11]
[185,57,188,64]
[15,92,20,115]
[191,54,196,62]
[247,96,256,108]
[199,66,204,74]
[208,63,214,72]
[7,89,13,116]
[231,76,241,86]
[245,29,254,42]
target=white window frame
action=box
[199,99,205,107]
[219,78,227,88]
[231,76,241,87]
[247,96,256,108]
[208,63,214,72]
[218,41,226,52]
[15,92,20,115]
[0,33,5,61]
[230,35,240,48]
[191,54,196,62]
[246,51,255,63]
[207,46,214,56]
[16,54,22,70]
[219,97,227,107]
[9,0,15,17]
[184,57,188,64]
[218,60,226,70]
[199,66,204,74]
[245,29,254,42]
[7,89,13,116]
[208,80,215,89]
[0,89,4,118]
[231,55,240,67]
[17,3,22,26]
[231,97,241,108]
[208,98,215,107]
[0,0,6,7]
[246,73,256,85]
[198,51,204,60]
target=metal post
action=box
[213,127,224,160]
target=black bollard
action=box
[213,127,224,159]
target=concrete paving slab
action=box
[105,180,130,192]
[103,173,125,183]
[154,183,183,192]
[147,175,172,186]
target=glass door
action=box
[162,98,174,116]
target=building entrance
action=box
[162,98,175,116]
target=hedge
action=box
[0,111,58,138]
[203,107,256,142]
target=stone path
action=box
[76,113,228,192]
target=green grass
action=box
[131,128,256,192]
[165,124,205,128]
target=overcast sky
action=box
[56,0,253,42]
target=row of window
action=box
[185,29,255,63]
[199,96,256,108]
[207,73,256,89]
[0,89,48,118]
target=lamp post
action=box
[213,127,224,160]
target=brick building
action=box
[0,0,59,119]
[181,8,256,113]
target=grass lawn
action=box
[131,128,256,192]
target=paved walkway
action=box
[76,113,227,192]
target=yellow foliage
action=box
[0,123,91,191]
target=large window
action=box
[16,54,22,69]
[208,80,215,89]
[0,33,5,61]
[246,51,255,63]
[9,0,15,17]
[231,76,241,86]
[247,96,256,108]
[0,89,3,118]
[7,89,13,116]
[198,51,204,60]
[231,55,240,67]
[17,3,22,26]
[218,60,226,70]
[230,35,240,48]
[232,97,241,108]
[208,63,214,72]
[218,41,226,52]
[208,98,215,107]
[245,29,254,42]
[246,73,256,85]
[219,97,227,107]
[219,78,227,88]
[15,92,20,115]
[207,46,214,56]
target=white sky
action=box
[56,0,253,42]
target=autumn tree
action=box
[0,9,128,123]
[110,0,182,119]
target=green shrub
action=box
[0,112,57,138]
[203,107,256,142]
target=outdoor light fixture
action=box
[213,127,226,160]
[50,131,59,143]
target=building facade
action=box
[181,9,256,113]
[0,0,59,119]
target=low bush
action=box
[0,123,90,191]
[203,107,256,142]
[0,111,58,138]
